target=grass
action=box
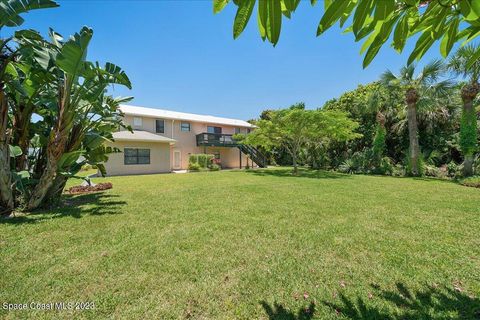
[1,167,479,319]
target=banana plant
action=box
[23,27,132,210]
[0,0,58,213]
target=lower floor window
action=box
[124,148,150,165]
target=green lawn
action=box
[1,168,479,319]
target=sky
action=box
[5,0,450,120]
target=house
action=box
[103,105,266,175]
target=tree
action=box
[0,0,59,213]
[448,44,480,176]
[214,0,480,68]
[244,103,360,174]
[380,60,453,176]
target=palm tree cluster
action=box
[263,45,480,178]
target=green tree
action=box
[214,0,480,68]
[0,0,59,213]
[448,44,480,176]
[380,60,452,176]
[16,27,132,210]
[244,103,360,174]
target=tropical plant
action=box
[0,0,59,213]
[214,0,480,67]
[244,103,361,174]
[380,60,453,176]
[448,44,480,176]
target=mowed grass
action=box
[1,168,479,319]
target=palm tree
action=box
[380,60,452,176]
[448,44,480,177]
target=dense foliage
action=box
[243,103,360,174]
[214,0,480,68]
[0,1,132,213]
[249,60,479,178]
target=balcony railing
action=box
[196,133,238,147]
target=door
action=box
[173,150,181,169]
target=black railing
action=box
[195,132,267,168]
[196,133,238,147]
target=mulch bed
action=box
[68,182,113,194]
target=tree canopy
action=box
[214,0,480,68]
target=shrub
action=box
[338,159,355,174]
[188,162,201,171]
[459,176,480,188]
[446,161,458,178]
[189,154,214,169]
[210,164,220,171]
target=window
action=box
[133,117,142,127]
[124,148,150,165]
[156,119,165,133]
[246,128,251,134]
[234,128,241,134]
[207,126,222,134]
[181,122,191,132]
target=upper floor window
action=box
[133,117,142,127]
[207,126,222,134]
[181,122,191,132]
[234,128,241,134]
[124,148,150,165]
[246,128,251,134]
[156,119,165,133]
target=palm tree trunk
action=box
[0,86,13,213]
[405,88,420,176]
[461,83,479,177]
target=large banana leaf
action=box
[0,0,58,29]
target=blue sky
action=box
[8,0,448,120]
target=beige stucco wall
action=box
[104,141,171,176]
[122,114,255,170]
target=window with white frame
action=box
[234,128,241,134]
[124,148,150,165]
[133,117,142,127]
[180,122,191,132]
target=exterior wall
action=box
[122,114,254,170]
[104,141,171,176]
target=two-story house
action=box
[103,105,264,175]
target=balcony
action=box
[196,133,238,147]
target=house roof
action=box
[113,130,176,144]
[119,105,255,128]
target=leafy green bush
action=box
[459,176,480,188]
[188,162,201,172]
[338,159,355,174]
[189,154,214,169]
[210,164,220,171]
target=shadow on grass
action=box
[0,192,126,225]
[323,282,480,319]
[247,167,352,180]
[261,301,316,320]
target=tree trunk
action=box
[292,155,298,175]
[26,130,68,210]
[0,86,13,213]
[405,88,420,176]
[460,82,479,177]
[12,105,33,172]
[45,174,68,206]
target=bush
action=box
[210,164,220,171]
[189,154,214,169]
[338,159,355,174]
[188,162,201,171]
[459,176,480,188]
